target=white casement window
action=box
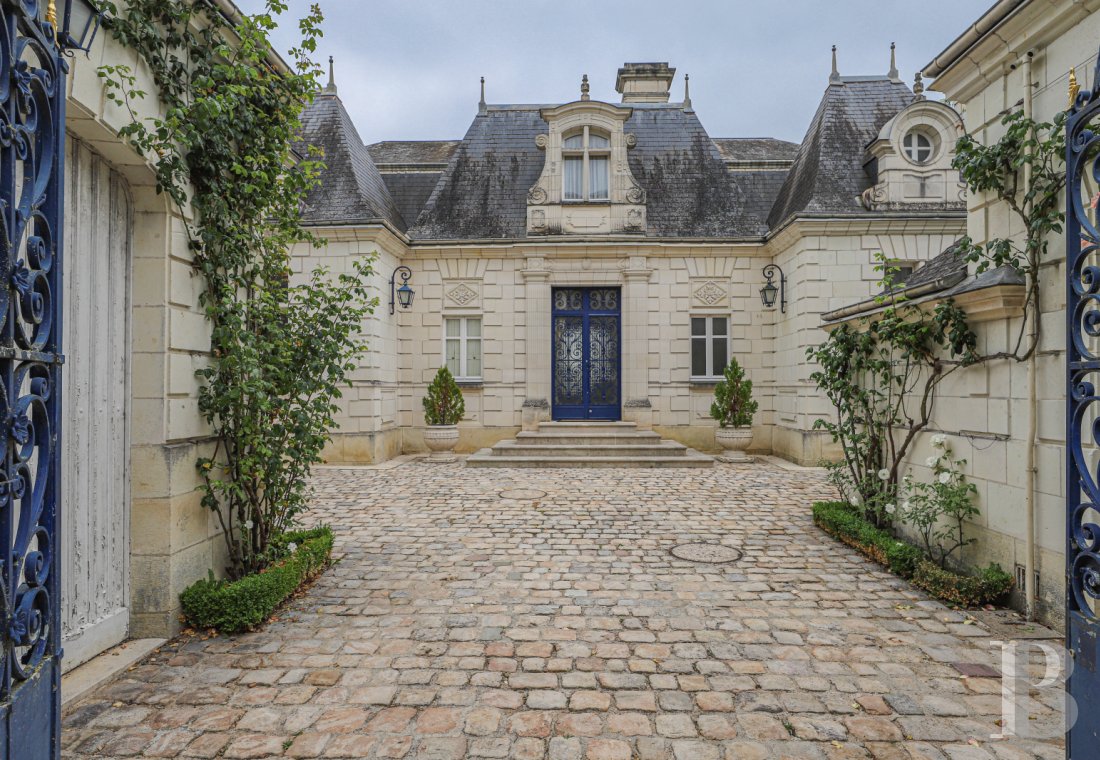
[903,130,934,163]
[691,316,729,379]
[562,127,611,202]
[444,317,482,381]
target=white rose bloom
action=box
[287,542,298,553]
[884,503,896,514]
[925,456,939,467]
[243,520,254,530]
[877,468,890,480]
[902,501,911,512]
[931,434,947,448]
[938,472,952,485]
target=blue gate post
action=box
[1066,49,1100,759]
[0,1,68,757]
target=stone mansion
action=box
[294,57,969,464]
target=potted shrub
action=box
[422,367,465,461]
[710,358,758,462]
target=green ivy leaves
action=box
[99,1,374,580]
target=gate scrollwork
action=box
[0,0,64,715]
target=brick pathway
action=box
[62,461,1064,759]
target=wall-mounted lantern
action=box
[760,264,787,314]
[53,0,104,54]
[389,266,414,315]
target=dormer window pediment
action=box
[527,100,647,236]
[860,99,965,211]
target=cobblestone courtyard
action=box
[62,461,1064,759]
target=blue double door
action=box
[552,288,621,420]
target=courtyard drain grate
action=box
[670,543,743,564]
[499,488,547,501]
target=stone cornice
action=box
[540,100,633,122]
[927,0,1100,103]
[300,222,410,249]
[823,282,1026,330]
[763,214,966,254]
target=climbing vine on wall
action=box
[808,299,977,525]
[953,110,1067,360]
[96,0,376,578]
[809,109,1066,528]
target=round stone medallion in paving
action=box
[670,542,743,563]
[499,488,547,500]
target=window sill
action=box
[456,380,484,389]
[561,200,611,205]
[689,378,722,388]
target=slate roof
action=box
[408,103,782,240]
[407,107,546,240]
[767,77,917,229]
[823,240,1024,323]
[367,141,460,166]
[296,74,939,241]
[297,93,406,230]
[892,240,966,290]
[712,137,799,164]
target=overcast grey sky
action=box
[236,0,986,146]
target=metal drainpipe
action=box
[1022,51,1038,621]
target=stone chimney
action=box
[615,62,676,103]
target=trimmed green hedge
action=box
[180,526,334,634]
[812,501,1012,607]
[812,501,922,578]
[912,560,1014,607]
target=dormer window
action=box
[903,130,934,164]
[528,99,645,234]
[562,127,611,202]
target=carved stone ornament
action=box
[693,281,727,306]
[527,185,548,205]
[624,208,644,232]
[626,184,646,205]
[625,133,637,148]
[446,283,478,305]
[530,208,547,232]
[860,183,888,211]
[535,134,549,149]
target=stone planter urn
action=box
[424,424,460,462]
[715,425,754,464]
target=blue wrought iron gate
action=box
[0,2,66,757]
[552,287,621,420]
[1067,55,1100,759]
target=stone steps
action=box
[493,441,689,458]
[466,421,714,468]
[514,431,663,446]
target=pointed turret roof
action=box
[297,84,406,230]
[767,76,914,229]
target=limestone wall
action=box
[765,222,965,464]
[301,231,964,462]
[900,0,1100,626]
[64,31,223,640]
[290,227,407,464]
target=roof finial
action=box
[1070,67,1081,110]
[683,73,693,112]
[479,76,487,115]
[830,45,841,84]
[325,55,337,94]
[580,74,590,101]
[888,42,899,81]
[913,70,925,101]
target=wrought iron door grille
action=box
[551,287,621,420]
